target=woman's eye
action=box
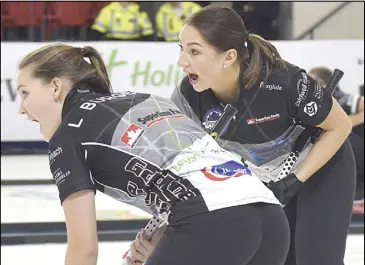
[20,91,29,98]
[191,49,199,55]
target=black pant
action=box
[146,203,290,265]
[348,132,364,200]
[284,139,356,265]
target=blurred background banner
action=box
[1,40,364,142]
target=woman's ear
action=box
[51,77,73,101]
[51,78,63,101]
[222,49,238,68]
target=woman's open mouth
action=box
[188,73,199,85]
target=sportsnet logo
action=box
[201,160,252,181]
[246,114,280,125]
[120,124,145,147]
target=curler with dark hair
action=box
[183,5,286,89]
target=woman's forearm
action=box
[349,111,364,127]
[65,245,98,265]
[294,127,351,182]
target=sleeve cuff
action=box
[60,184,96,205]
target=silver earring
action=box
[223,64,227,68]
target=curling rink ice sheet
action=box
[1,184,152,223]
[1,155,364,264]
[1,155,52,180]
[1,236,364,265]
[1,155,152,222]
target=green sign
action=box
[105,49,186,88]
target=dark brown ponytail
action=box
[19,43,112,94]
[243,33,287,88]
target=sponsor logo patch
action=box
[201,160,252,181]
[295,72,309,107]
[202,109,229,135]
[304,101,318,116]
[137,109,184,127]
[246,113,280,125]
[260,82,282,91]
[53,168,71,186]
[246,118,255,125]
[313,82,324,101]
[120,124,145,147]
[49,146,63,165]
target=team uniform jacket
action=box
[171,63,334,183]
[48,84,279,223]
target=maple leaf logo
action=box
[126,128,143,146]
[121,124,145,147]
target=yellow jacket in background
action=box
[91,2,154,40]
[156,2,201,42]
